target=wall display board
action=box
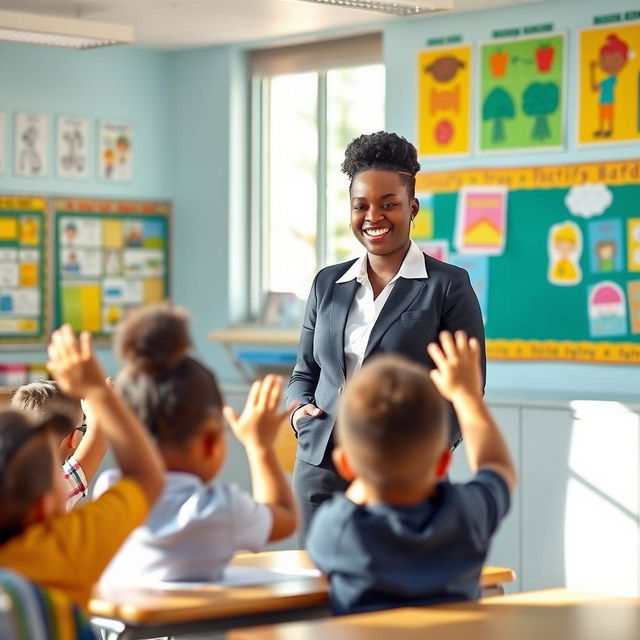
[416,158,640,364]
[479,33,566,153]
[0,197,46,342]
[54,198,170,337]
[578,21,640,147]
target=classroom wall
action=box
[384,0,640,398]
[0,42,173,372]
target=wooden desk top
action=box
[228,589,640,640]
[89,551,514,626]
[209,326,301,346]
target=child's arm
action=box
[224,375,298,542]
[427,331,517,492]
[47,325,164,505]
[72,391,109,484]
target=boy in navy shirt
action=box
[307,331,516,615]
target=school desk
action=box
[227,589,640,640]
[89,551,515,640]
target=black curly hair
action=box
[341,131,421,198]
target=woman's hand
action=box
[292,404,324,431]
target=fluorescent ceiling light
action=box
[287,0,453,16]
[0,10,133,49]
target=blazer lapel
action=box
[329,279,359,378]
[363,278,426,361]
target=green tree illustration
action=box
[522,82,559,141]
[482,87,515,143]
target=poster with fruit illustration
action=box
[418,44,472,157]
[479,33,566,153]
[578,22,640,146]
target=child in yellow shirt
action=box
[0,325,164,609]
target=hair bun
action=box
[115,304,191,375]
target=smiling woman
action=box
[285,131,487,542]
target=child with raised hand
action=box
[307,330,516,615]
[0,325,164,610]
[11,379,108,509]
[95,304,297,585]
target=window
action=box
[250,35,385,320]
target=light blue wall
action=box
[384,0,640,398]
[0,42,172,373]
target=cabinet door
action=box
[521,405,639,596]
[449,406,521,592]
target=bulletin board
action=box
[53,198,170,338]
[415,158,640,364]
[0,196,47,342]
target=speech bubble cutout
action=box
[565,183,613,219]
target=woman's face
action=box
[350,169,418,256]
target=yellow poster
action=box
[578,22,640,145]
[417,44,471,157]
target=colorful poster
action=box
[548,221,583,286]
[449,254,489,323]
[588,218,623,273]
[55,199,170,337]
[412,192,434,240]
[14,113,49,177]
[417,44,471,157]
[56,116,89,180]
[98,120,132,182]
[479,33,566,153]
[454,185,508,255]
[627,281,640,334]
[628,218,640,272]
[417,240,448,262]
[578,22,640,146]
[0,112,5,175]
[588,281,627,337]
[0,197,46,341]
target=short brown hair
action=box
[337,355,448,490]
[11,379,81,425]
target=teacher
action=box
[286,131,486,540]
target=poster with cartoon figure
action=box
[579,22,640,145]
[628,218,640,272]
[98,120,132,182]
[548,221,583,285]
[15,113,49,177]
[418,44,472,157]
[627,281,640,334]
[56,116,89,180]
[588,281,627,337]
[588,218,623,273]
[479,33,566,152]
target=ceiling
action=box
[0,0,552,49]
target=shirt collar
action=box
[335,240,428,284]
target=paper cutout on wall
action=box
[588,281,627,337]
[0,112,5,175]
[412,192,434,239]
[578,22,640,146]
[56,116,89,180]
[418,44,472,157]
[627,218,640,272]
[449,254,489,324]
[99,120,132,182]
[15,113,49,177]
[455,186,508,255]
[588,218,623,273]
[479,33,566,153]
[627,281,640,334]
[417,240,448,263]
[565,183,612,218]
[548,221,583,286]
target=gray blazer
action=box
[286,252,486,466]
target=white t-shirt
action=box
[93,470,273,585]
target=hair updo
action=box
[115,304,224,448]
[341,131,421,198]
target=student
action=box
[0,325,164,610]
[11,379,108,509]
[95,305,297,585]
[307,331,516,615]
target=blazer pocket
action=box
[401,309,430,323]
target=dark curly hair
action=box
[341,132,421,198]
